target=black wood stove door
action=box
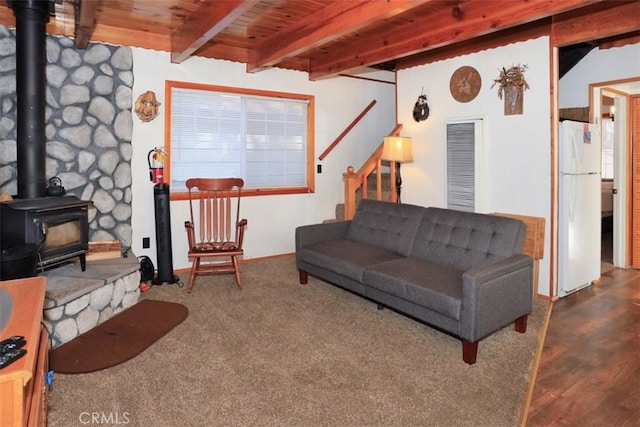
[1,196,92,271]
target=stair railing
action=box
[342,124,403,220]
[319,99,377,161]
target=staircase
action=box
[331,173,393,222]
[322,123,403,223]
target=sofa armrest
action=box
[458,254,533,342]
[295,221,351,250]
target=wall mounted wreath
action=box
[412,94,430,122]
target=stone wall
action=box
[0,25,134,249]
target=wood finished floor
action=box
[525,266,640,426]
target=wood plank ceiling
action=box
[0,0,638,80]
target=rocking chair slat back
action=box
[187,178,244,246]
[184,177,247,292]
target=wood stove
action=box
[1,196,93,271]
[0,1,94,274]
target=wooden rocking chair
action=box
[184,178,247,293]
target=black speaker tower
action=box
[152,183,179,285]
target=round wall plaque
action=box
[449,66,481,103]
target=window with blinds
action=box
[446,120,484,212]
[167,81,314,194]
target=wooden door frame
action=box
[589,81,639,270]
[548,0,639,297]
[631,95,640,269]
[551,73,638,297]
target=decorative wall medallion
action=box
[449,66,481,103]
[135,91,161,122]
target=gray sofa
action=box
[295,199,533,364]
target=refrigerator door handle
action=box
[568,175,578,223]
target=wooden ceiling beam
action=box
[90,24,172,52]
[599,33,640,50]
[395,19,551,71]
[308,0,605,80]
[192,43,249,65]
[551,1,640,47]
[74,0,99,49]
[247,0,433,72]
[170,0,259,64]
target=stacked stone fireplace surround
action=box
[43,256,141,348]
[0,25,140,348]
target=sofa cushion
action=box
[297,239,404,282]
[409,207,526,271]
[345,199,425,256]
[363,258,463,320]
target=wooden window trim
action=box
[164,80,315,200]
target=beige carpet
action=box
[47,255,548,427]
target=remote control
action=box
[0,336,26,353]
[0,336,25,346]
[1,339,26,353]
[0,348,26,369]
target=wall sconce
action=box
[381,136,413,203]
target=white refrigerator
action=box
[558,120,601,296]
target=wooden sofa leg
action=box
[299,270,308,285]
[514,314,528,333]
[462,340,478,365]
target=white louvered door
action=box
[446,120,485,212]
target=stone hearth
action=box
[42,254,140,349]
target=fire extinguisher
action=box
[148,147,166,184]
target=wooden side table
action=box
[0,276,48,427]
[492,213,545,296]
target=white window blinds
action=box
[170,87,308,192]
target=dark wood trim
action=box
[74,0,99,49]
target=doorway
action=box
[600,94,614,272]
[556,68,639,296]
[591,80,640,270]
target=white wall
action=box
[130,49,396,270]
[397,36,552,296]
[559,43,640,108]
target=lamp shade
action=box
[382,136,413,163]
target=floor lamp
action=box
[382,136,413,203]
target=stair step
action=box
[335,203,345,222]
[366,173,392,191]
[333,188,393,222]
[325,173,393,223]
